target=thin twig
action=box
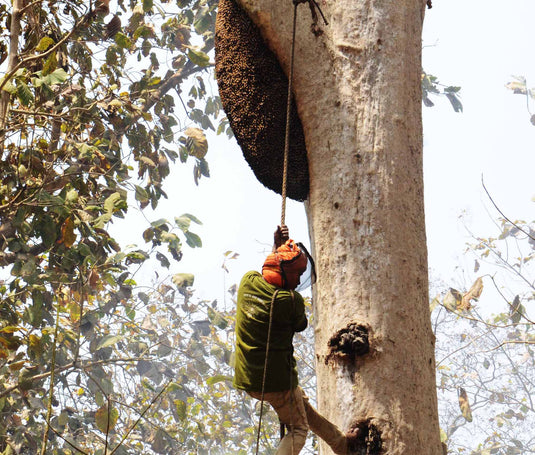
[40,301,61,455]
[48,425,89,455]
[108,381,172,455]
[481,176,535,242]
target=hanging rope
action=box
[280,0,328,226]
[280,1,299,227]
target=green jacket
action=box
[233,271,307,393]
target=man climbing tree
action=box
[216,0,443,453]
[234,226,360,454]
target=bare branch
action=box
[482,175,535,243]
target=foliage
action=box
[432,211,535,455]
[0,0,236,452]
[1,271,266,454]
[422,72,463,112]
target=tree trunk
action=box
[0,0,22,131]
[236,0,442,453]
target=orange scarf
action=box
[262,240,307,288]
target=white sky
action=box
[422,0,535,303]
[123,0,535,310]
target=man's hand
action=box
[273,225,289,250]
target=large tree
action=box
[217,0,442,453]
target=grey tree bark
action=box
[235,0,442,453]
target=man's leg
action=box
[301,390,348,455]
[249,389,308,455]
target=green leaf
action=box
[1,78,16,94]
[175,215,191,232]
[185,231,202,248]
[445,92,463,113]
[180,213,202,225]
[96,335,122,351]
[151,218,169,228]
[16,82,34,106]
[156,252,170,268]
[174,399,187,421]
[172,273,194,288]
[36,36,55,52]
[93,213,112,229]
[199,158,210,177]
[135,185,149,204]
[194,8,213,34]
[104,192,124,213]
[58,409,69,427]
[143,0,154,12]
[509,295,523,324]
[206,374,232,386]
[42,68,68,85]
[95,405,119,433]
[126,250,149,264]
[42,52,58,76]
[207,307,228,330]
[187,48,210,67]
[114,32,133,49]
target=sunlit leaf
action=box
[42,52,57,75]
[184,127,208,159]
[429,295,440,312]
[207,307,228,330]
[36,36,55,52]
[505,80,527,94]
[172,273,194,288]
[60,217,77,248]
[174,399,187,421]
[114,32,133,49]
[96,335,122,350]
[104,192,125,213]
[187,48,210,67]
[206,374,232,386]
[460,277,483,310]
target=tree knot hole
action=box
[347,419,382,455]
[326,323,370,364]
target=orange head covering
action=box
[262,239,308,288]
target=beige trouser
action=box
[249,387,348,455]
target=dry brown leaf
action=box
[460,277,483,310]
[458,387,473,422]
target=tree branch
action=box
[482,176,535,243]
[0,0,24,129]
